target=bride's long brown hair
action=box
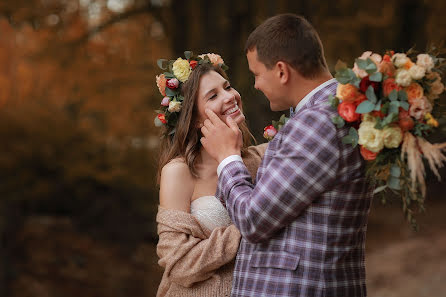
[157,63,254,182]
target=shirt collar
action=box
[291,78,337,116]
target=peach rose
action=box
[382,78,402,97]
[156,74,167,96]
[378,61,396,77]
[199,53,224,66]
[336,83,360,102]
[405,82,424,104]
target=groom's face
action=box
[247,49,288,111]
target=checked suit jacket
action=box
[216,80,373,297]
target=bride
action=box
[155,53,266,297]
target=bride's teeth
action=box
[224,105,239,115]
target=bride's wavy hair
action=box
[157,63,254,182]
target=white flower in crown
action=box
[172,58,192,82]
[168,100,182,113]
[199,53,224,66]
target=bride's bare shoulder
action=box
[159,158,195,212]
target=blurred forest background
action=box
[0,0,445,296]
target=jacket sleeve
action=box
[156,208,241,287]
[216,110,340,243]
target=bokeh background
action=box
[0,0,445,296]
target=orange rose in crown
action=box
[327,47,446,226]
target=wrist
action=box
[217,150,241,164]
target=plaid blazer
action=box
[217,80,373,297]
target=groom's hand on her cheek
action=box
[200,109,242,163]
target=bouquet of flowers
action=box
[263,47,446,226]
[328,47,446,225]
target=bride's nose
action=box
[223,91,235,103]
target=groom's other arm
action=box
[218,109,339,243]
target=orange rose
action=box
[338,101,360,122]
[336,83,360,102]
[360,145,378,161]
[382,78,402,97]
[405,82,424,104]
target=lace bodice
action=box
[190,196,232,231]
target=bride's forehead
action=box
[198,71,226,92]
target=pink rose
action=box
[166,78,179,89]
[409,96,432,120]
[263,125,277,141]
[161,96,170,106]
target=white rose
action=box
[382,126,403,148]
[416,54,434,72]
[358,121,384,153]
[392,53,409,68]
[395,69,412,87]
[408,65,425,80]
[168,100,182,112]
[352,51,382,78]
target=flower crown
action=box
[154,51,228,134]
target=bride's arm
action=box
[159,159,194,213]
[157,214,241,287]
[157,161,241,287]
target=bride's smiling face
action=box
[196,70,245,126]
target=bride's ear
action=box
[276,61,290,84]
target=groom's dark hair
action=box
[245,14,328,79]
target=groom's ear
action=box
[276,61,290,84]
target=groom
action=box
[201,14,373,297]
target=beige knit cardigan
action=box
[156,144,266,297]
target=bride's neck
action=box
[198,147,219,170]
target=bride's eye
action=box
[225,85,232,90]
[209,94,217,100]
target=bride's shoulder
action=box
[159,158,195,212]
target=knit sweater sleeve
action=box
[156,207,241,287]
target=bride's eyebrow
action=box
[203,81,229,98]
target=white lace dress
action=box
[190,196,232,231]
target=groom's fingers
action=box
[226,116,240,134]
[205,109,225,127]
[201,125,209,136]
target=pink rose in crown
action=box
[161,96,170,106]
[166,78,179,89]
[263,125,277,141]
